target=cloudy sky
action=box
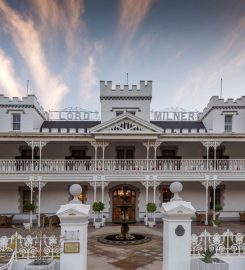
[0,0,245,113]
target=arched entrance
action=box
[111,185,137,222]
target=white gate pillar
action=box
[57,184,90,270]
[161,182,195,270]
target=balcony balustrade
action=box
[0,159,245,173]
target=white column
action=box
[213,182,216,220]
[161,182,195,270]
[30,179,33,226]
[37,176,46,227]
[211,177,220,220]
[202,142,210,171]
[202,176,210,226]
[57,184,90,270]
[25,176,35,227]
[39,141,47,171]
[102,142,109,170]
[143,142,150,170]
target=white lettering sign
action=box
[49,109,100,121]
[151,111,199,121]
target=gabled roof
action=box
[41,121,100,132]
[151,121,206,132]
[89,113,163,134]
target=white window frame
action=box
[224,114,232,132]
[12,113,21,131]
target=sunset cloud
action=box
[0,48,24,97]
[80,55,97,103]
[119,0,153,41]
[0,0,68,110]
[28,0,85,52]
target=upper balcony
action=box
[0,159,245,174]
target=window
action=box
[116,111,123,116]
[224,115,232,132]
[12,113,21,131]
[22,189,31,212]
[209,187,221,210]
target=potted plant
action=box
[92,201,104,228]
[146,202,157,227]
[197,248,229,269]
[23,202,36,229]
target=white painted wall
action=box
[100,81,152,122]
[0,95,48,132]
[200,96,245,133]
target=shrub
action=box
[92,201,104,213]
[146,202,157,212]
[23,202,36,212]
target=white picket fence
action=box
[0,233,61,260]
[191,229,245,256]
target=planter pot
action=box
[94,221,101,228]
[144,216,148,226]
[25,259,56,270]
[23,223,31,230]
[148,221,155,228]
[197,258,229,270]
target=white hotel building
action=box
[0,81,245,224]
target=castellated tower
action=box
[100,81,152,122]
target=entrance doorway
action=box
[112,186,136,222]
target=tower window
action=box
[224,115,232,132]
[12,113,21,131]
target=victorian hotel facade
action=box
[0,81,245,226]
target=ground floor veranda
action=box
[1,180,245,223]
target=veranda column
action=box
[102,141,109,170]
[153,180,161,224]
[202,141,210,171]
[153,141,161,169]
[161,182,195,270]
[141,181,149,225]
[201,175,210,226]
[36,176,47,227]
[38,141,48,171]
[90,180,97,224]
[26,141,38,171]
[57,184,90,270]
[25,176,35,227]
[143,142,150,170]
[210,176,220,220]
[100,180,109,226]
[90,141,98,170]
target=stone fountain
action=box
[98,185,151,245]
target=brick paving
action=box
[0,222,245,269]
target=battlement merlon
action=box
[0,94,49,119]
[100,80,152,98]
[199,96,245,119]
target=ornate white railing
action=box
[0,251,15,270]
[191,229,245,256]
[0,233,61,259]
[0,159,245,173]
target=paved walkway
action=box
[88,226,162,270]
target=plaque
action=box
[175,225,185,236]
[64,242,80,253]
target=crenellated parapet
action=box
[100,80,152,99]
[0,94,48,119]
[199,96,245,119]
